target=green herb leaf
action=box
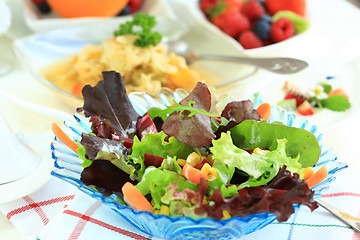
[319,95,351,111]
[320,82,332,94]
[147,100,220,122]
[113,13,162,48]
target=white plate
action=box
[0,132,54,204]
[243,58,360,129]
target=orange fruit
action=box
[46,0,130,18]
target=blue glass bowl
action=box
[51,89,347,240]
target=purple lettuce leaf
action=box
[214,100,260,138]
[78,71,140,138]
[162,82,216,147]
[194,166,318,221]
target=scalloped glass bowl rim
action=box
[50,88,347,239]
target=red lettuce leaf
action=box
[162,82,216,147]
[78,71,140,138]
[194,166,318,221]
[214,100,260,138]
[81,160,135,200]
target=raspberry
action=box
[212,12,251,38]
[270,17,295,42]
[241,0,265,21]
[238,30,263,49]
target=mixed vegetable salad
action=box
[52,71,328,222]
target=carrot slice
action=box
[122,182,153,212]
[257,103,272,120]
[52,123,79,153]
[71,83,83,97]
[182,164,208,184]
[305,165,328,188]
[302,167,315,181]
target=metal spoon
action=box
[316,199,360,232]
[164,40,308,74]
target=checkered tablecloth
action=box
[0,167,359,240]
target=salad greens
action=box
[76,71,319,222]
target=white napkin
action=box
[0,166,359,240]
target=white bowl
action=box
[170,0,311,57]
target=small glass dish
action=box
[51,89,347,240]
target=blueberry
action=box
[37,1,51,14]
[259,14,272,23]
[117,5,131,16]
[252,16,271,40]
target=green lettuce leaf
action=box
[130,131,194,179]
[136,168,196,209]
[210,132,272,179]
[229,120,321,167]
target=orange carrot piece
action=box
[71,83,83,97]
[302,167,315,181]
[306,165,328,188]
[328,88,349,99]
[257,103,272,120]
[182,164,208,184]
[122,182,153,213]
[52,123,79,153]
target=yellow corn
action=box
[253,148,269,155]
[153,209,160,215]
[160,205,170,215]
[186,152,202,167]
[222,210,231,220]
[202,196,208,205]
[208,167,217,180]
[201,163,212,175]
[201,163,217,180]
[177,158,186,166]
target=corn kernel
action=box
[160,205,170,215]
[202,196,208,205]
[201,163,212,175]
[186,152,201,167]
[153,209,160,215]
[208,168,217,180]
[222,210,231,220]
[253,148,269,155]
[177,158,186,166]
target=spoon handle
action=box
[315,199,360,232]
[196,55,308,74]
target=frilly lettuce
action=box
[210,132,303,190]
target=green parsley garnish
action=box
[113,13,162,48]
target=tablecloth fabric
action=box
[0,167,359,240]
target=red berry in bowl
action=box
[241,0,265,21]
[238,30,263,49]
[265,0,306,17]
[212,11,251,38]
[270,17,295,42]
[128,0,142,13]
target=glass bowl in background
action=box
[50,88,347,240]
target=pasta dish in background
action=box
[41,35,203,97]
